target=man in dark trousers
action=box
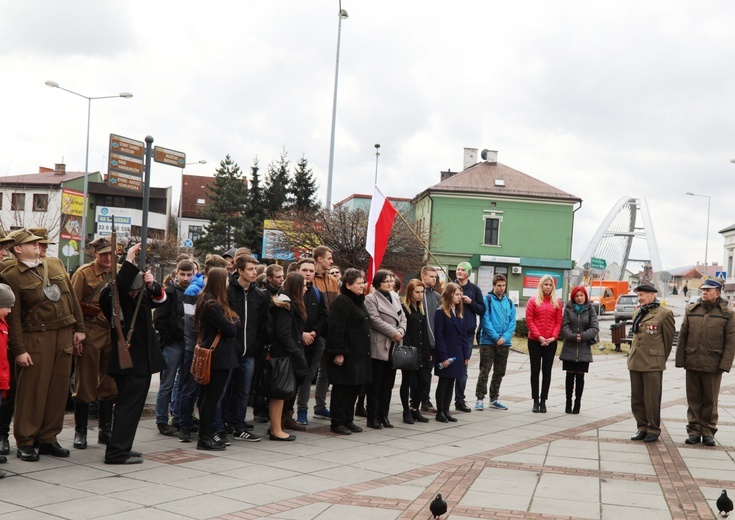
[453,262,485,413]
[102,243,166,464]
[676,278,735,446]
[628,283,674,443]
[420,266,441,413]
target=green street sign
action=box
[590,257,607,270]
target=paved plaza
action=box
[0,294,733,519]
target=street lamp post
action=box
[325,2,349,210]
[179,160,207,243]
[45,81,132,265]
[686,192,711,276]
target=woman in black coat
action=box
[326,268,372,435]
[560,285,599,414]
[194,268,240,450]
[434,283,469,423]
[400,279,431,424]
[268,273,309,441]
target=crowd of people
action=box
[0,230,731,475]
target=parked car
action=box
[614,294,638,323]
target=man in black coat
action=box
[102,243,166,464]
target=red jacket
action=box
[0,318,9,396]
[525,296,562,342]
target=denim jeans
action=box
[177,350,200,431]
[156,342,184,425]
[228,355,255,432]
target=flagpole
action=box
[392,209,448,278]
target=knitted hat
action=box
[0,283,15,308]
[457,261,472,273]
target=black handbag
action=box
[391,343,419,371]
[256,355,296,399]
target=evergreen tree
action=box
[263,150,293,216]
[195,155,253,255]
[246,157,266,256]
[291,155,321,212]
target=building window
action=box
[33,194,48,212]
[10,193,25,212]
[189,225,203,242]
[483,217,500,246]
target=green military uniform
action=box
[675,287,735,440]
[628,302,675,437]
[1,235,85,449]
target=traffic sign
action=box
[716,271,727,279]
[154,146,186,168]
[590,257,607,270]
[184,239,193,248]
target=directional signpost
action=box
[154,146,186,168]
[108,134,145,192]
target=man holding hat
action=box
[0,229,85,461]
[628,282,675,443]
[70,237,117,449]
[675,278,735,447]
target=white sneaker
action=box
[475,399,484,411]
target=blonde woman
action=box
[525,275,563,413]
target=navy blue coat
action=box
[433,308,469,379]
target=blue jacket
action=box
[479,292,516,346]
[433,308,469,379]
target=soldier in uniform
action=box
[628,283,675,443]
[0,229,85,461]
[70,237,117,449]
[675,278,735,446]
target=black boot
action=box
[98,400,114,445]
[73,403,89,449]
[539,399,547,413]
[565,373,574,414]
[402,410,414,424]
[411,408,429,423]
[532,398,540,413]
[573,374,584,414]
[0,406,13,455]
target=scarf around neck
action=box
[632,300,660,333]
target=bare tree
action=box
[272,206,427,281]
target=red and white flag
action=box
[366,185,398,287]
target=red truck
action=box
[587,280,630,316]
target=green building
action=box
[413,149,581,305]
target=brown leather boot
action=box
[282,411,306,432]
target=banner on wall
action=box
[522,270,563,298]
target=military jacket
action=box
[628,305,675,372]
[676,298,735,373]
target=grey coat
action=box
[365,290,406,362]
[560,300,599,364]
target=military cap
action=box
[9,229,43,247]
[28,228,55,245]
[701,278,724,290]
[88,237,112,254]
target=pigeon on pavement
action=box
[717,490,733,516]
[430,493,447,519]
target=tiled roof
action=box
[0,170,87,186]
[417,161,580,202]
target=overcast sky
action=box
[2,1,735,272]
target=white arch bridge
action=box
[577,196,663,288]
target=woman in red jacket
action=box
[525,275,562,413]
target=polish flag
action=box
[366,186,398,287]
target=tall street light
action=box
[45,80,133,265]
[686,192,711,276]
[325,2,349,209]
[179,160,207,243]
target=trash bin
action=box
[610,322,626,352]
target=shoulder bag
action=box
[190,328,221,385]
[255,353,296,400]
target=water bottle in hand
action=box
[439,357,456,370]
